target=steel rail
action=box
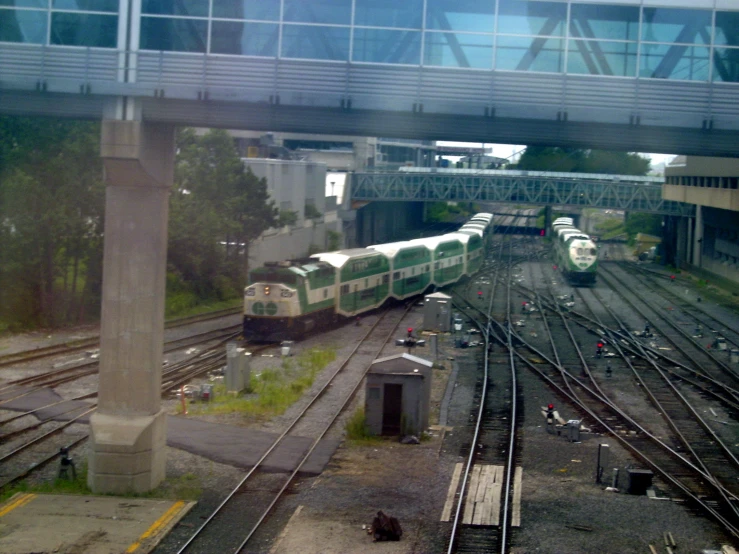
[0,307,241,368]
[174,304,413,553]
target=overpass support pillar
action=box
[88,121,175,494]
[693,205,703,267]
[544,206,552,234]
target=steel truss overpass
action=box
[350,169,693,216]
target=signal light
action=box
[407,327,413,338]
[548,404,554,410]
[597,342,604,349]
[540,229,545,236]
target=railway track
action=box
[173,303,415,553]
[445,220,526,554]
[509,251,739,538]
[0,307,241,369]
[0,328,245,490]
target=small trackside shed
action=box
[364,353,433,437]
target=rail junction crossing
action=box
[0,0,737,494]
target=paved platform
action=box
[0,386,341,475]
[0,493,194,553]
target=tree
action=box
[515,147,650,176]
[277,209,299,227]
[169,129,278,301]
[0,117,105,330]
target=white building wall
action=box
[243,158,327,223]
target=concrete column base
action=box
[87,410,167,494]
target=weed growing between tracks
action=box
[181,347,337,420]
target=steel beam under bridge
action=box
[350,169,693,217]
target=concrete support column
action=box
[543,206,553,234]
[88,121,175,494]
[693,205,703,267]
[675,217,687,268]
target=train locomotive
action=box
[243,213,493,341]
[551,217,598,285]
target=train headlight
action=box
[246,289,256,297]
[280,290,293,298]
[264,286,271,296]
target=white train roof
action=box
[443,232,474,245]
[367,241,423,258]
[409,235,463,250]
[311,248,383,268]
[457,228,484,238]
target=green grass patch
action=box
[165,297,241,319]
[1,466,92,503]
[0,464,204,502]
[344,408,381,445]
[182,347,336,420]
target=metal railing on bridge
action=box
[350,168,693,216]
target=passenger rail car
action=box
[243,213,492,341]
[551,218,598,285]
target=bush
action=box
[345,408,373,441]
[165,291,199,316]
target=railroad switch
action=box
[58,447,77,480]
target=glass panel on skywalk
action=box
[352,28,420,64]
[0,0,47,7]
[497,0,566,37]
[0,10,47,43]
[51,13,117,46]
[713,47,739,83]
[211,0,279,21]
[424,31,493,69]
[641,8,712,45]
[211,22,278,56]
[140,17,207,52]
[567,39,637,76]
[142,0,208,18]
[283,0,351,25]
[496,36,564,73]
[640,43,709,81]
[53,0,117,12]
[281,24,349,61]
[425,0,495,34]
[569,4,639,41]
[354,0,422,29]
[715,11,739,47]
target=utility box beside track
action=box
[226,343,251,394]
[423,292,452,333]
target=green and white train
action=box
[551,217,598,285]
[243,213,492,341]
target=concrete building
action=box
[663,156,739,285]
[230,131,436,172]
[364,354,433,437]
[242,158,343,266]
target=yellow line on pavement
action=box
[126,500,186,553]
[0,493,37,517]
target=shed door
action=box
[382,384,403,435]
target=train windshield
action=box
[249,269,298,285]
